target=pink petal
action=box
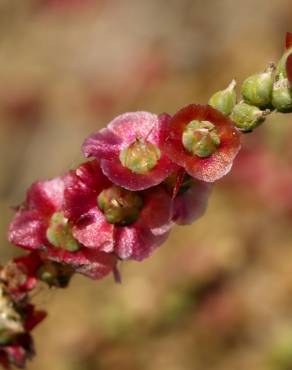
[27,177,64,216]
[75,160,111,191]
[8,210,47,250]
[101,156,178,191]
[108,111,164,144]
[63,171,97,222]
[46,248,116,280]
[172,180,212,225]
[72,207,114,252]
[115,225,170,261]
[23,305,47,332]
[139,186,172,233]
[82,128,122,160]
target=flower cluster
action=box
[8,105,241,282]
[3,31,292,368]
[0,253,46,368]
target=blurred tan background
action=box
[1,1,292,369]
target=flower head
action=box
[164,104,241,182]
[8,176,116,280]
[82,112,178,191]
[64,160,173,261]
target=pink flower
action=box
[8,176,116,280]
[171,176,212,225]
[82,111,178,191]
[164,104,241,182]
[64,160,173,261]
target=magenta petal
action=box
[139,186,172,233]
[64,172,97,222]
[27,177,64,216]
[72,207,114,252]
[101,157,177,191]
[115,225,170,261]
[8,210,47,250]
[75,160,111,191]
[46,248,116,280]
[173,181,212,225]
[82,128,122,160]
[3,345,29,368]
[108,111,163,143]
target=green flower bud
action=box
[208,80,237,115]
[46,212,80,252]
[98,186,143,225]
[0,285,23,345]
[230,102,269,132]
[119,139,161,174]
[276,48,292,78]
[182,120,221,158]
[37,262,73,288]
[241,64,274,108]
[272,77,292,112]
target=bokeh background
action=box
[1,1,292,369]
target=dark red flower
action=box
[82,111,178,191]
[0,253,42,300]
[8,176,116,280]
[64,160,173,261]
[164,104,241,182]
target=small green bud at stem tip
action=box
[98,186,143,225]
[230,101,270,132]
[241,63,275,108]
[272,77,292,112]
[209,79,237,116]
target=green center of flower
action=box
[182,120,221,158]
[46,212,80,252]
[119,139,161,174]
[98,186,143,225]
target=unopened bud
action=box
[98,186,143,225]
[209,80,237,116]
[272,77,292,112]
[241,64,274,108]
[37,262,73,288]
[230,102,269,132]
